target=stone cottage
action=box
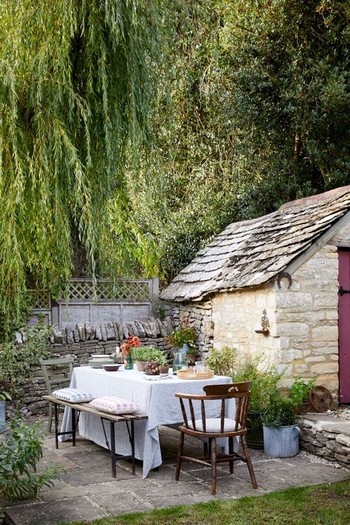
[161,186,350,404]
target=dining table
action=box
[60,366,233,478]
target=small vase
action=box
[125,355,133,370]
[135,360,145,372]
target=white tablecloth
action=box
[61,367,232,477]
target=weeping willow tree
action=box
[0,0,162,337]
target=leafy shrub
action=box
[234,357,283,412]
[290,378,315,409]
[0,316,51,398]
[0,416,60,501]
[206,346,237,377]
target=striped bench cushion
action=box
[52,388,94,403]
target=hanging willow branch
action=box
[0,0,162,337]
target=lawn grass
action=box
[63,479,350,525]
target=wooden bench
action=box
[42,394,148,478]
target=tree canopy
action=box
[0,0,161,334]
[124,0,350,279]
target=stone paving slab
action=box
[2,425,350,525]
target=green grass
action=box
[62,480,350,525]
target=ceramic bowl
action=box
[103,364,121,372]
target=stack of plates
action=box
[88,354,114,368]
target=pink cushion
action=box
[89,396,138,415]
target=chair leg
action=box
[175,431,185,481]
[210,437,217,495]
[241,436,258,489]
[228,436,234,474]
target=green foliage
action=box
[234,357,283,412]
[261,394,297,428]
[167,319,197,348]
[290,378,315,409]
[0,391,11,402]
[0,415,60,501]
[130,347,167,365]
[0,317,51,397]
[215,0,350,217]
[206,346,237,377]
[123,0,350,281]
[0,0,163,330]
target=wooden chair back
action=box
[175,381,252,435]
[40,356,75,394]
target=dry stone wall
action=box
[300,414,350,469]
[14,316,174,417]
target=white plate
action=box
[89,360,114,368]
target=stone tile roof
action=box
[161,186,350,303]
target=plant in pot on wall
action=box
[167,318,197,355]
[233,357,283,449]
[261,393,300,458]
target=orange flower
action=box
[120,336,141,356]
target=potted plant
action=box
[234,357,283,449]
[261,393,300,458]
[167,318,197,354]
[131,346,168,373]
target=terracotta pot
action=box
[135,360,145,372]
[159,364,170,375]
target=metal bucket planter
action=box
[263,424,300,458]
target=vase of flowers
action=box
[120,336,141,369]
[167,318,197,354]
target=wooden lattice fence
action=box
[27,277,159,328]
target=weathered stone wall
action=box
[275,244,339,393]
[177,301,214,356]
[300,414,350,470]
[14,317,174,416]
[211,285,281,366]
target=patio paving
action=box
[2,423,349,525]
